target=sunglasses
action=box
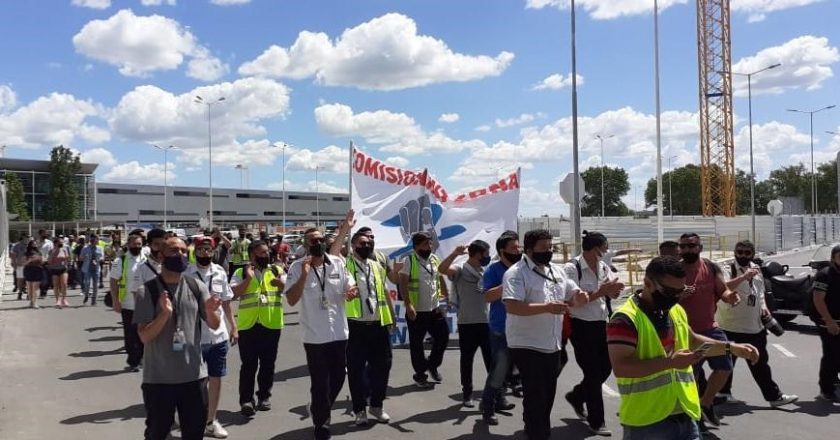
[678,243,699,249]
[735,250,753,256]
[654,280,687,297]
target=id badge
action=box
[321,296,330,310]
[259,294,268,304]
[747,294,756,307]
[172,328,186,352]
[211,279,224,296]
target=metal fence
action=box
[0,180,9,302]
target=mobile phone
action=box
[694,342,714,355]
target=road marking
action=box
[602,384,619,397]
[772,344,797,358]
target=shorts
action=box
[23,266,43,282]
[201,341,229,378]
[694,327,733,371]
[49,267,67,276]
[15,267,23,278]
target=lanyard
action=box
[146,261,160,277]
[159,276,182,328]
[312,261,328,294]
[355,258,375,314]
[195,270,214,289]
[419,258,435,278]
[532,265,558,284]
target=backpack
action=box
[573,258,613,316]
[146,275,203,319]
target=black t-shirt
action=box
[813,266,840,322]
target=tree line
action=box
[5,146,82,222]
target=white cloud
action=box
[80,147,117,167]
[268,179,346,194]
[141,0,176,5]
[0,85,17,113]
[314,103,486,155]
[109,77,290,164]
[286,145,350,173]
[439,113,460,123]
[210,0,251,5]
[733,121,811,178]
[732,36,839,96]
[731,0,825,23]
[0,92,109,148]
[475,125,492,132]
[531,73,582,91]
[385,156,410,168]
[72,0,111,9]
[495,112,546,128]
[525,0,687,20]
[450,160,533,184]
[73,9,227,81]
[103,161,174,183]
[239,13,514,90]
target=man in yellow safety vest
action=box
[607,256,759,439]
[231,240,285,417]
[108,233,147,372]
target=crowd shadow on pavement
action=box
[88,335,124,342]
[59,403,145,425]
[274,364,309,382]
[59,368,131,380]
[68,347,125,358]
[84,325,121,332]
[267,420,356,440]
[790,399,840,416]
[387,383,438,398]
[388,403,474,433]
[445,419,523,439]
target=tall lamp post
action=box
[668,155,678,218]
[315,165,322,228]
[234,164,249,189]
[731,62,781,240]
[787,104,836,214]
[194,95,226,227]
[272,142,292,230]
[595,134,615,218]
[152,144,178,229]
[570,0,582,253]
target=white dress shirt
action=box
[284,255,356,344]
[108,251,147,310]
[187,263,235,345]
[564,256,615,322]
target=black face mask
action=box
[197,256,213,267]
[735,257,752,267]
[355,246,372,260]
[416,249,432,260]
[531,251,553,266]
[255,256,270,268]
[681,252,700,264]
[163,255,188,273]
[128,247,142,256]
[309,242,326,257]
[503,251,522,264]
[651,281,685,311]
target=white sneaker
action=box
[354,411,369,426]
[769,394,799,408]
[205,419,229,438]
[369,407,391,423]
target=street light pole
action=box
[788,104,836,214]
[668,155,677,218]
[654,0,664,243]
[570,0,582,253]
[152,144,177,229]
[315,165,321,228]
[194,95,226,228]
[272,142,292,230]
[595,134,615,218]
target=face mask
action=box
[416,249,432,260]
[309,242,326,257]
[368,240,376,251]
[503,251,522,264]
[681,252,700,264]
[129,247,142,256]
[197,256,213,267]
[255,256,270,268]
[652,289,681,311]
[735,257,752,267]
[355,246,372,260]
[480,256,491,266]
[531,251,553,266]
[163,255,188,273]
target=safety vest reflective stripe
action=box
[239,299,284,309]
[117,257,129,301]
[235,266,284,330]
[407,253,441,306]
[617,371,694,394]
[345,256,393,326]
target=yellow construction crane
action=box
[697,0,736,216]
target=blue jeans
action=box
[480,331,511,413]
[82,268,100,301]
[622,414,700,440]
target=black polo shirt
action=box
[813,266,840,322]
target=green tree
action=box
[816,160,838,214]
[580,166,631,216]
[44,145,82,221]
[766,164,810,212]
[4,172,30,221]
[645,164,702,215]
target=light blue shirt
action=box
[80,245,104,273]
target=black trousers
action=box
[142,379,208,440]
[407,310,450,380]
[347,320,393,413]
[238,324,281,404]
[305,340,348,439]
[121,309,144,368]
[512,348,562,440]
[569,318,612,428]
[818,327,840,395]
[40,265,51,296]
[458,323,492,397]
[720,330,782,401]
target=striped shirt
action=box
[607,296,674,353]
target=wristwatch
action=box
[725,342,731,356]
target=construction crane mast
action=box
[697,0,736,216]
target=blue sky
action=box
[1,0,839,216]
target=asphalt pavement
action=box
[1,247,838,440]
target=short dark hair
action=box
[523,229,552,252]
[581,230,607,251]
[147,228,167,243]
[303,227,319,236]
[659,240,679,251]
[679,232,700,241]
[412,231,432,247]
[351,231,368,244]
[357,226,372,235]
[468,240,490,256]
[645,256,686,281]
[735,240,755,253]
[248,240,268,254]
[495,231,519,253]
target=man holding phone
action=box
[608,256,759,439]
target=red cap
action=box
[195,236,216,248]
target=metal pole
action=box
[654,0,664,243]
[748,73,756,239]
[315,166,321,228]
[570,0,582,253]
[207,103,213,228]
[282,147,287,229]
[810,112,816,214]
[163,148,168,229]
[669,156,675,218]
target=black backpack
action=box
[146,275,203,318]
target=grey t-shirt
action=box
[399,253,441,312]
[449,263,488,324]
[134,276,210,384]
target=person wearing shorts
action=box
[48,238,71,308]
[23,242,43,308]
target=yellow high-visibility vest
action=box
[407,253,441,307]
[235,266,284,330]
[345,256,393,326]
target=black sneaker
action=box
[429,369,443,383]
[496,397,515,411]
[413,373,432,389]
[482,413,499,425]
[240,402,256,417]
[701,405,720,426]
[698,419,710,434]
[565,391,587,420]
[83,295,89,304]
[256,399,272,411]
